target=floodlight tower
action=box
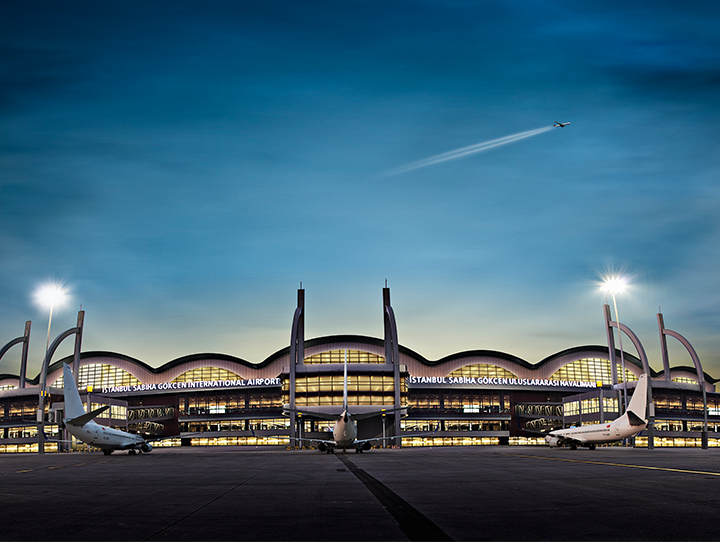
[603,276,629,413]
[34,283,70,353]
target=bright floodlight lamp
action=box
[602,276,626,295]
[34,283,70,311]
[34,282,71,351]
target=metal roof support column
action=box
[658,313,708,449]
[657,313,672,381]
[608,319,655,449]
[288,288,304,446]
[38,311,84,454]
[383,287,402,446]
[0,321,31,388]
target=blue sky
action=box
[2,1,720,379]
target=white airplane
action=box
[553,121,570,128]
[283,353,430,453]
[60,363,153,455]
[545,374,648,450]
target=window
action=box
[551,358,637,386]
[173,367,241,382]
[53,364,139,389]
[304,350,385,364]
[448,364,517,379]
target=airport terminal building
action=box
[1,288,719,452]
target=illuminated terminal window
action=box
[604,396,618,414]
[551,358,637,385]
[672,377,697,384]
[284,374,405,407]
[304,350,385,364]
[90,402,127,421]
[448,364,517,379]
[581,398,599,414]
[54,364,140,389]
[172,367,241,382]
[0,385,15,391]
[563,401,579,416]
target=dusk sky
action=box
[2,1,720,379]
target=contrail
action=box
[385,126,554,176]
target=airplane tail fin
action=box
[62,363,87,420]
[343,350,348,412]
[626,374,648,420]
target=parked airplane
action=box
[553,121,570,127]
[545,374,648,450]
[283,353,430,453]
[60,363,152,455]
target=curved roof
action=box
[2,334,716,387]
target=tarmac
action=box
[1,445,719,541]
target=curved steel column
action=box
[288,288,304,446]
[607,317,654,449]
[38,311,84,454]
[658,315,708,449]
[0,321,31,388]
[383,287,402,445]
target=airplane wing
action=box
[351,406,407,421]
[355,424,440,446]
[282,407,340,421]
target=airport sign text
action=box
[101,378,282,394]
[407,376,597,388]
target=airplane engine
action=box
[317,442,327,452]
[545,437,560,448]
[360,441,372,451]
[141,442,153,453]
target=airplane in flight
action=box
[283,353,431,453]
[59,363,153,455]
[545,373,648,450]
[553,121,570,128]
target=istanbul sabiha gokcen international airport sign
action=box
[96,375,598,395]
[406,376,598,388]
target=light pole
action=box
[34,283,70,353]
[602,276,628,415]
[33,282,70,452]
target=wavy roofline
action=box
[8,334,716,384]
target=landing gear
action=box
[102,449,113,456]
[570,444,577,450]
[589,444,596,450]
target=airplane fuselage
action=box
[332,411,358,449]
[65,418,150,453]
[546,412,647,448]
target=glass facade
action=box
[172,367,241,382]
[53,364,140,389]
[408,389,509,413]
[448,364,517,379]
[551,358,638,385]
[180,388,282,415]
[283,374,404,407]
[305,350,385,364]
